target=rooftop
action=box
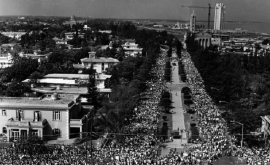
[1,43,17,47]
[0,94,76,109]
[22,73,111,85]
[81,57,119,63]
[44,74,89,79]
[32,87,88,94]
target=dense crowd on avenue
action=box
[1,48,270,164]
[179,51,270,165]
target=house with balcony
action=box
[122,39,143,56]
[74,52,119,74]
[0,94,93,142]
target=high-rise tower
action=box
[214,3,225,30]
[189,11,196,33]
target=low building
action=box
[76,52,119,74]
[19,52,51,63]
[22,73,112,94]
[211,38,222,46]
[195,33,212,49]
[122,39,143,56]
[53,37,68,45]
[0,53,13,69]
[98,30,112,34]
[65,32,85,40]
[0,32,26,40]
[0,94,93,141]
[1,43,17,52]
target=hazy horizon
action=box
[0,0,270,23]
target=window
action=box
[2,127,7,134]
[16,110,24,121]
[102,63,104,70]
[31,130,38,136]
[34,111,41,122]
[2,110,6,116]
[53,128,61,137]
[53,111,61,121]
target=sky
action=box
[0,0,270,23]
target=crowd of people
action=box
[0,47,167,164]
[179,50,270,165]
[1,47,270,164]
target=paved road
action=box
[164,54,188,149]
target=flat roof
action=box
[44,74,89,79]
[81,57,119,63]
[33,87,88,94]
[32,87,111,94]
[0,94,76,109]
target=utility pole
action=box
[231,121,244,148]
[85,132,87,164]
[90,115,93,164]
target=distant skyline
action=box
[0,0,270,23]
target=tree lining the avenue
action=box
[185,34,270,147]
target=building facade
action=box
[0,53,13,69]
[23,73,111,90]
[195,33,212,49]
[122,40,143,56]
[79,52,119,73]
[214,3,225,31]
[0,94,92,142]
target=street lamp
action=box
[231,120,244,148]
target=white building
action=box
[0,53,13,69]
[0,32,26,40]
[122,39,143,56]
[77,52,119,74]
[190,11,196,33]
[65,32,85,40]
[53,37,68,45]
[214,3,225,31]
[18,52,50,63]
[98,30,112,34]
[172,22,189,30]
[0,94,93,141]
